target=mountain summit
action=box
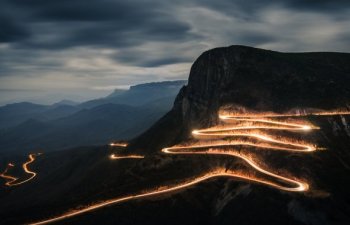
[129,45,350,152]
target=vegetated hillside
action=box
[1,46,350,225]
[0,80,186,154]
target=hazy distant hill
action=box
[0,103,165,153]
[52,99,79,106]
[0,80,186,154]
[79,80,187,108]
[0,102,80,129]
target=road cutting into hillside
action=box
[0,153,40,186]
[30,110,350,225]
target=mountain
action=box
[0,102,47,129]
[0,103,167,154]
[105,89,127,98]
[129,45,350,152]
[0,81,185,153]
[1,46,350,225]
[52,99,79,106]
[121,45,350,224]
[0,80,186,130]
[79,80,187,109]
[0,102,80,129]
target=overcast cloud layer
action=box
[1,0,350,105]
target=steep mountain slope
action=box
[129,45,350,152]
[121,45,350,225]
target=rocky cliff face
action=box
[123,45,350,225]
[129,45,350,152]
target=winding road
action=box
[162,113,316,191]
[30,109,343,225]
[110,154,144,159]
[109,142,145,159]
[0,153,40,187]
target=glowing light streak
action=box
[219,110,350,118]
[109,154,144,159]
[0,153,40,186]
[109,143,128,147]
[109,142,144,159]
[30,110,350,224]
[0,163,17,186]
[191,132,316,152]
[29,166,307,225]
[162,148,308,192]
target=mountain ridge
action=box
[128,45,350,152]
[0,80,186,154]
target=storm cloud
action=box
[1,0,350,104]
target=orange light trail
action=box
[109,143,128,147]
[30,110,350,224]
[30,169,279,225]
[162,148,308,192]
[109,154,144,159]
[0,163,17,186]
[109,142,144,159]
[162,112,317,191]
[219,116,316,130]
[219,110,350,118]
[0,153,40,186]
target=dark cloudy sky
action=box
[1,0,350,105]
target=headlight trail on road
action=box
[109,143,128,147]
[30,168,290,225]
[29,109,350,224]
[109,153,144,159]
[109,143,144,159]
[0,163,17,186]
[162,112,317,192]
[0,153,40,186]
[218,110,350,118]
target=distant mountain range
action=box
[0,80,186,154]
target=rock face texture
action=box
[121,45,350,225]
[129,45,350,152]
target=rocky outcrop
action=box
[129,45,350,153]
